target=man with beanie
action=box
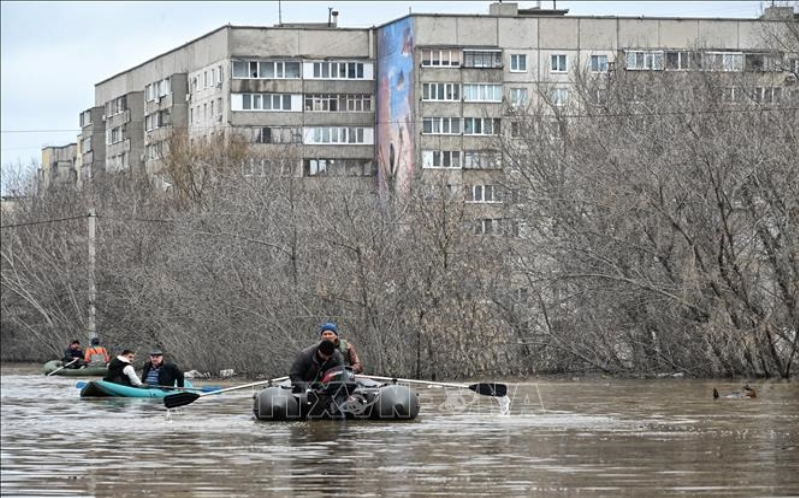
[318,321,363,374]
[62,340,86,369]
[289,339,344,393]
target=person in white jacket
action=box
[103,349,143,387]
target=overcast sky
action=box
[0,1,771,174]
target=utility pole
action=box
[88,208,96,340]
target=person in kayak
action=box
[83,337,110,367]
[140,349,185,389]
[289,339,343,393]
[104,349,143,387]
[62,340,86,369]
[318,321,363,374]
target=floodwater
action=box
[1,364,797,497]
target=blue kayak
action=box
[80,380,197,398]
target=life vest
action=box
[104,357,133,386]
[338,339,350,366]
[85,346,109,366]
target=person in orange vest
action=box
[84,337,110,366]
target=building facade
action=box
[48,3,796,201]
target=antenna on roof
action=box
[278,0,282,25]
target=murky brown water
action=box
[1,363,797,497]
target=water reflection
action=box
[1,363,798,497]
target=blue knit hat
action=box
[319,322,339,336]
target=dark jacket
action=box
[104,357,134,386]
[335,338,363,374]
[140,361,184,388]
[289,342,344,387]
[63,347,84,366]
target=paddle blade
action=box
[76,381,87,389]
[469,383,507,397]
[164,392,201,409]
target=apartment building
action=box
[40,143,78,191]
[77,107,106,189]
[84,18,375,190]
[52,3,795,203]
[375,3,797,236]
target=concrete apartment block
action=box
[40,143,77,191]
[77,107,106,188]
[373,2,797,209]
[47,2,794,200]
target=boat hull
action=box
[253,379,419,421]
[43,360,107,377]
[80,380,194,398]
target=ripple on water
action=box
[2,370,798,497]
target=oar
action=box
[356,374,508,397]
[163,376,289,409]
[47,359,79,377]
[75,381,220,393]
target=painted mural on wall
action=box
[376,17,415,199]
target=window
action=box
[625,51,665,70]
[463,150,501,169]
[231,60,301,79]
[744,53,778,72]
[463,50,503,69]
[106,126,125,145]
[463,84,502,102]
[107,96,126,116]
[233,61,248,78]
[590,55,608,72]
[589,88,607,106]
[705,52,743,72]
[304,127,373,144]
[309,62,368,80]
[551,54,567,72]
[304,159,376,177]
[422,83,460,101]
[510,121,521,138]
[345,94,372,111]
[421,49,461,67]
[81,137,92,153]
[79,111,92,127]
[465,184,501,203]
[752,87,783,105]
[463,118,500,136]
[422,117,461,134]
[252,126,302,144]
[422,150,462,169]
[304,94,372,112]
[472,218,503,236]
[665,51,701,71]
[145,142,163,161]
[549,88,569,107]
[720,86,744,104]
[233,94,295,111]
[509,88,528,108]
[242,158,267,177]
[510,54,527,72]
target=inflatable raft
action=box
[43,360,108,377]
[253,370,419,421]
[80,380,196,398]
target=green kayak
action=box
[43,360,108,377]
[80,379,197,398]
